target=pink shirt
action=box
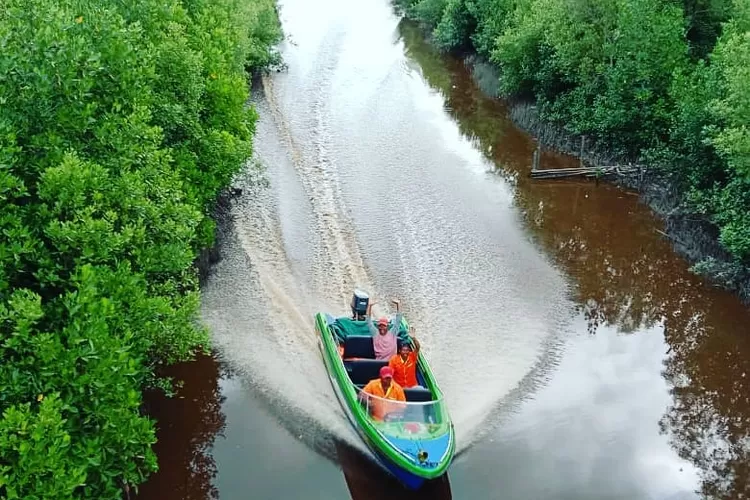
[369,313,402,360]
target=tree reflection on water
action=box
[398,17,750,498]
[136,353,227,500]
[660,310,750,499]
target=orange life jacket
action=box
[388,352,418,388]
[362,379,406,420]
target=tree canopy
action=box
[0,0,281,497]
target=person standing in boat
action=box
[366,299,402,360]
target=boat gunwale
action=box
[314,312,455,480]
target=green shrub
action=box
[705,3,750,259]
[0,0,281,497]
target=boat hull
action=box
[315,313,455,489]
[376,451,427,490]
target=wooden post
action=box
[639,166,646,191]
[593,154,599,186]
[579,135,586,168]
[532,148,540,171]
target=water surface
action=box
[138,1,750,498]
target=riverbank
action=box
[461,49,750,303]
[390,0,750,303]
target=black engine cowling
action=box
[350,289,369,320]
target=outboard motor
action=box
[350,289,369,320]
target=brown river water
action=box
[136,0,750,498]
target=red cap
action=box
[377,317,389,327]
[380,366,394,379]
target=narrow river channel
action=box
[137,0,750,499]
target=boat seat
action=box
[404,387,433,402]
[343,335,375,359]
[344,359,388,386]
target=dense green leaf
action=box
[0,0,281,497]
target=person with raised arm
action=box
[388,334,421,388]
[366,299,402,360]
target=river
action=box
[135,0,750,499]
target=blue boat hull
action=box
[375,451,426,490]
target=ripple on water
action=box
[199,0,576,472]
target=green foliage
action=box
[709,6,750,178]
[0,276,158,499]
[705,2,750,258]
[680,0,734,58]
[396,0,750,262]
[463,0,515,57]
[492,0,689,154]
[659,60,721,194]
[0,0,281,497]
[403,0,450,29]
[433,0,476,50]
[490,0,560,98]
[0,394,86,500]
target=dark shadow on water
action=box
[335,441,452,500]
[136,354,227,500]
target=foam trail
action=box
[200,0,574,467]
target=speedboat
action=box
[315,290,455,489]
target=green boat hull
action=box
[315,312,455,488]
